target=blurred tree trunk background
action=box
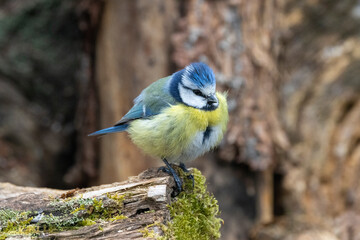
[0,0,359,239]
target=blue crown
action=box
[169,62,216,103]
[184,62,216,87]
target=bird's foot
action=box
[158,166,171,174]
[179,162,194,188]
[160,159,183,197]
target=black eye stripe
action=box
[192,89,203,96]
[181,83,206,97]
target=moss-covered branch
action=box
[0,168,222,239]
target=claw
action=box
[158,166,171,174]
[179,162,194,188]
[161,159,183,197]
[187,174,195,188]
[179,162,188,172]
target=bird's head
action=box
[169,62,218,111]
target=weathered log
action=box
[0,168,222,239]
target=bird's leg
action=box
[159,159,183,196]
[179,162,194,188]
[157,166,171,175]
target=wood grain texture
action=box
[95,0,178,183]
[0,169,174,239]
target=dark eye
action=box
[192,89,203,96]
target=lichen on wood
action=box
[0,167,222,239]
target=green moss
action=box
[108,215,127,222]
[161,168,223,240]
[140,168,222,239]
[107,193,125,206]
[49,197,94,213]
[70,204,86,215]
[140,226,158,238]
[0,193,127,239]
[0,209,37,239]
[79,219,97,227]
[2,169,221,239]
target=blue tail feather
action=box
[88,124,128,136]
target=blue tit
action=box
[90,62,228,194]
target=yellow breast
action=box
[128,92,228,160]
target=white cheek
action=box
[179,86,207,109]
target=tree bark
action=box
[95,0,178,184]
[239,0,360,239]
[171,0,360,239]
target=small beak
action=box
[207,94,218,105]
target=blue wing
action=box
[89,76,176,136]
[114,99,156,126]
[88,99,156,136]
[88,125,128,136]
